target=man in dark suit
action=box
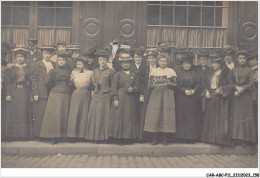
[27,39,43,66]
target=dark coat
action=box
[30,60,56,99]
[27,51,43,66]
[92,66,114,93]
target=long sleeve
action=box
[243,70,254,91]
[193,72,200,92]
[45,69,55,89]
[30,65,39,96]
[5,68,12,97]
[112,72,119,101]
[219,70,234,98]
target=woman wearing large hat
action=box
[85,49,114,142]
[4,45,33,140]
[229,50,257,146]
[201,54,233,146]
[109,53,139,145]
[174,53,202,143]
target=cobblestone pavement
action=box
[1,154,258,168]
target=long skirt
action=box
[144,87,176,133]
[4,87,33,139]
[201,94,231,145]
[139,89,152,140]
[175,92,201,140]
[109,90,139,139]
[67,89,91,138]
[230,92,257,143]
[85,92,111,140]
[40,92,70,138]
[32,99,47,137]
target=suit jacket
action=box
[30,60,56,99]
[195,65,212,95]
[92,66,114,93]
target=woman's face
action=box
[43,50,52,61]
[158,58,168,68]
[224,55,233,63]
[248,58,257,67]
[16,54,25,64]
[57,57,66,67]
[58,45,66,52]
[72,51,80,58]
[98,56,107,67]
[87,57,94,64]
[182,61,192,70]
[211,61,221,71]
[148,55,156,65]
[134,54,142,64]
[121,61,131,70]
[76,61,85,70]
[237,55,247,65]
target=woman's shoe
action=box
[162,140,168,146]
[51,139,56,145]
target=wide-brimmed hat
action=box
[158,41,172,53]
[56,41,67,46]
[132,47,145,56]
[12,45,29,56]
[248,51,257,60]
[118,53,132,61]
[145,48,158,57]
[173,46,190,54]
[235,50,248,58]
[94,49,110,58]
[223,45,237,56]
[28,38,38,46]
[81,47,96,57]
[210,53,224,63]
[1,42,11,55]
[181,53,194,63]
[117,44,132,54]
[66,44,80,51]
[198,48,210,58]
[57,51,70,59]
[39,45,56,52]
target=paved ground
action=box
[1,154,258,168]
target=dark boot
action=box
[162,133,168,146]
[51,138,56,145]
[151,133,158,146]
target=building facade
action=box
[1,1,258,51]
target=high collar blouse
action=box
[71,69,93,89]
[150,67,177,78]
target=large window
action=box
[37,1,73,46]
[1,1,30,45]
[147,1,229,48]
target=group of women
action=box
[1,43,258,147]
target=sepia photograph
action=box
[0,0,258,177]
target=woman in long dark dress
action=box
[144,54,177,146]
[5,46,33,140]
[139,49,158,141]
[201,54,233,146]
[109,53,139,145]
[67,58,93,140]
[175,54,201,143]
[40,52,71,144]
[85,50,114,142]
[230,50,257,146]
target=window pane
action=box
[1,7,11,25]
[161,6,173,25]
[175,6,187,25]
[216,1,223,6]
[147,6,160,25]
[216,8,222,26]
[161,1,173,4]
[202,1,214,6]
[56,8,73,27]
[189,2,201,5]
[188,7,200,26]
[38,8,54,26]
[13,1,30,6]
[202,7,214,26]
[175,2,187,5]
[56,1,73,7]
[2,2,13,6]
[38,2,55,7]
[148,1,160,4]
[13,7,29,26]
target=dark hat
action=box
[158,41,172,53]
[133,47,145,56]
[181,53,194,63]
[198,48,210,58]
[74,57,86,64]
[210,53,224,63]
[248,51,257,60]
[28,38,38,46]
[94,49,110,57]
[173,46,190,54]
[235,50,248,58]
[12,45,29,56]
[81,47,96,57]
[39,45,56,52]
[57,51,70,59]
[66,44,80,51]
[145,48,158,57]
[1,42,11,55]
[57,41,67,46]
[223,45,237,56]
[118,53,132,61]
